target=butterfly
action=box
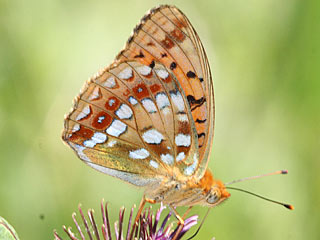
[62,4,230,238]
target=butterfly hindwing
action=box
[63,59,201,185]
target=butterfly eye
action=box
[207,192,219,204]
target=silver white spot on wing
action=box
[142,98,157,113]
[184,154,199,176]
[175,134,191,147]
[72,124,80,133]
[162,108,171,115]
[108,98,116,107]
[156,69,169,79]
[160,153,174,165]
[128,96,138,105]
[98,115,105,123]
[156,92,170,110]
[84,132,108,148]
[118,67,133,80]
[103,76,116,88]
[106,120,127,137]
[89,86,101,101]
[116,104,133,119]
[170,91,185,112]
[76,105,91,121]
[178,114,188,122]
[137,65,152,76]
[107,140,117,147]
[92,132,107,143]
[142,129,164,144]
[149,160,159,169]
[129,148,150,159]
[176,152,185,162]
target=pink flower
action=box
[54,201,198,240]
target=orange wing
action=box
[62,5,214,184]
[63,60,200,185]
[116,5,214,179]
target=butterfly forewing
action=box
[116,5,214,179]
[63,5,214,190]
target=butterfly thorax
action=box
[145,169,230,207]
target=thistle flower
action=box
[53,201,198,240]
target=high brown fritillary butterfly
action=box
[63,4,228,207]
[62,4,292,239]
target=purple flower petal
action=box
[78,205,93,240]
[88,209,100,240]
[125,206,134,240]
[72,213,85,240]
[55,201,199,240]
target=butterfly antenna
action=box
[226,186,294,210]
[187,208,211,240]
[224,170,288,186]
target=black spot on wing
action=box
[161,53,168,58]
[198,132,206,139]
[170,62,177,70]
[195,118,207,124]
[187,95,206,111]
[149,60,155,68]
[198,132,206,148]
[187,71,196,78]
[177,111,186,114]
[134,50,145,58]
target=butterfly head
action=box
[206,180,231,206]
[199,170,231,207]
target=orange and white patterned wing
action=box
[62,59,200,186]
[116,5,214,180]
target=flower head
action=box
[54,201,198,240]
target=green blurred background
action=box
[0,0,319,239]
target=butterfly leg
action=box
[182,206,193,219]
[169,205,185,240]
[128,196,146,239]
[169,206,194,240]
[128,196,156,240]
